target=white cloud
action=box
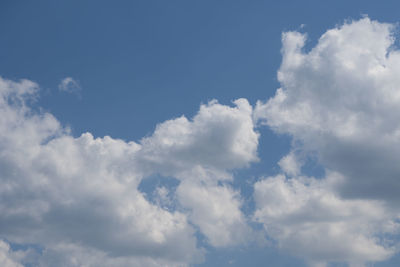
[137,98,259,248]
[36,242,200,267]
[0,240,24,267]
[4,16,400,267]
[0,76,259,266]
[254,17,400,265]
[254,174,398,266]
[135,98,259,248]
[177,179,253,247]
[278,151,302,177]
[254,17,400,202]
[58,77,81,94]
[139,98,259,176]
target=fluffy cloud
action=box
[139,98,259,176]
[0,77,200,266]
[137,99,258,248]
[0,77,259,266]
[254,174,399,266]
[177,179,252,247]
[4,15,400,267]
[0,240,24,267]
[255,17,400,202]
[254,17,400,266]
[278,151,302,177]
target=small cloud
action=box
[58,77,81,96]
[278,151,302,177]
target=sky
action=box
[1,1,400,266]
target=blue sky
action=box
[2,0,399,141]
[1,1,400,267]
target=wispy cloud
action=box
[58,77,81,96]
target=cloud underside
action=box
[1,17,400,267]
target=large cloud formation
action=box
[255,18,400,266]
[255,17,400,201]
[2,17,400,267]
[0,77,258,266]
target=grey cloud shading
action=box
[253,173,398,267]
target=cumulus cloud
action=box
[255,17,400,201]
[137,98,259,247]
[254,17,400,266]
[4,16,400,267]
[177,179,253,247]
[0,76,260,266]
[254,173,398,266]
[0,77,200,266]
[139,98,259,176]
[0,240,24,267]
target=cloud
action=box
[0,76,259,266]
[0,240,24,267]
[177,179,253,247]
[278,151,302,177]
[3,16,400,267]
[138,98,259,176]
[254,17,400,266]
[254,173,398,266]
[137,98,259,247]
[58,77,81,94]
[254,17,400,202]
